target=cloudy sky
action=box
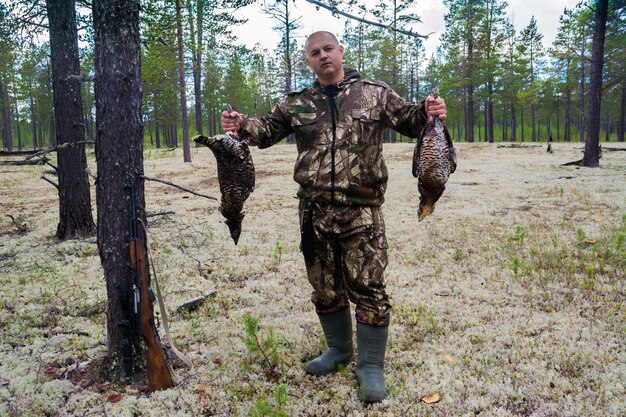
[234,0,581,61]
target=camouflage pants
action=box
[299,200,391,327]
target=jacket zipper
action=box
[326,85,339,203]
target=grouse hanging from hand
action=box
[193,133,255,244]
[412,88,457,221]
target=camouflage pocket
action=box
[350,109,383,145]
[292,116,318,146]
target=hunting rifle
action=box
[123,181,174,391]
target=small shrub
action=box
[243,313,282,380]
[509,225,526,247]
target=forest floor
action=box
[0,142,625,417]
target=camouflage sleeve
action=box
[237,102,293,149]
[383,87,428,138]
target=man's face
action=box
[305,33,345,81]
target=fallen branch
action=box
[141,175,217,200]
[0,156,50,166]
[497,144,543,148]
[176,293,215,314]
[146,211,176,218]
[0,149,43,156]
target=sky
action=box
[234,0,581,63]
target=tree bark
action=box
[37,97,44,147]
[0,76,13,151]
[511,102,516,142]
[12,79,22,149]
[94,0,145,377]
[565,88,572,141]
[556,94,561,141]
[49,111,56,147]
[30,96,37,149]
[47,0,96,240]
[583,0,608,167]
[175,0,191,162]
[618,82,625,142]
[154,108,161,149]
[192,0,203,136]
[531,104,536,141]
[502,106,509,142]
[519,106,524,142]
[487,82,494,143]
[579,26,586,143]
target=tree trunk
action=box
[195,0,203,136]
[164,122,170,147]
[531,104,536,141]
[618,82,625,142]
[487,81,494,143]
[565,89,572,141]
[37,98,44,147]
[88,114,95,144]
[94,0,145,377]
[502,104,507,141]
[147,116,153,146]
[49,111,56,147]
[175,0,191,162]
[155,112,161,149]
[47,0,96,240]
[605,111,610,142]
[579,26,586,143]
[467,93,474,143]
[30,96,37,149]
[511,102,516,142]
[519,106,524,142]
[12,80,21,149]
[483,102,487,141]
[556,95,561,141]
[583,0,608,167]
[0,76,13,151]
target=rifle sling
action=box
[139,219,194,372]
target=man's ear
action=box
[339,45,345,57]
[305,55,311,68]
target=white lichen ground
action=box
[0,142,624,417]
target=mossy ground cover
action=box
[0,142,624,416]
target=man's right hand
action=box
[222,110,242,132]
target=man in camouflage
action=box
[222,31,447,403]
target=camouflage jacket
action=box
[238,68,428,206]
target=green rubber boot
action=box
[355,323,388,403]
[306,308,354,376]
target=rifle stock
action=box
[128,182,174,392]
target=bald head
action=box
[305,31,340,56]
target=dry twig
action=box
[142,175,217,200]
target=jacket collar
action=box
[313,67,361,94]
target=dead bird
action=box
[412,88,457,221]
[193,133,255,244]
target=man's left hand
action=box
[426,96,447,120]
